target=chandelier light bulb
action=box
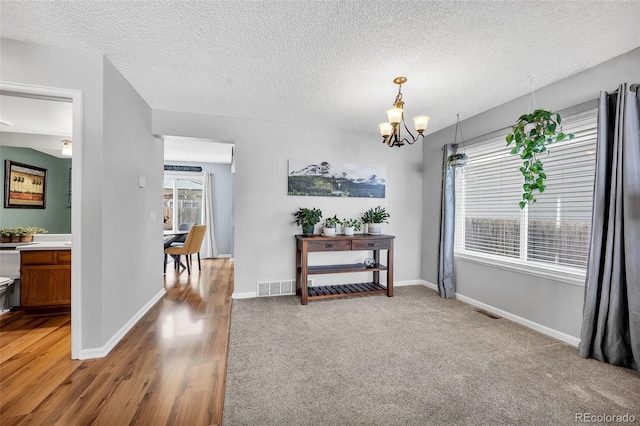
[413,116,430,133]
[378,122,393,137]
[385,108,403,126]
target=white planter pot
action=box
[367,223,382,235]
[343,226,355,236]
[322,227,336,237]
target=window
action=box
[454,102,598,279]
[163,177,203,231]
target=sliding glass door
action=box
[163,177,203,231]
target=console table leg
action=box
[373,249,380,284]
[301,245,308,305]
[387,240,394,297]
[295,248,301,296]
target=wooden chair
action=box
[164,225,206,274]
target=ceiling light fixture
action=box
[378,76,430,147]
[61,140,73,157]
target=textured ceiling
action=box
[1,1,638,136]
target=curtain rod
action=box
[611,83,639,93]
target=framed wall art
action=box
[4,160,48,209]
[288,160,385,198]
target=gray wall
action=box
[1,38,163,352]
[101,58,164,342]
[164,161,234,256]
[0,144,72,233]
[421,47,640,339]
[153,111,425,295]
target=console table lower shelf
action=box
[307,282,387,300]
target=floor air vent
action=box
[257,279,312,297]
[474,309,501,319]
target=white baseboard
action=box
[396,279,438,291]
[454,292,580,347]
[399,280,579,347]
[232,291,256,299]
[78,288,166,360]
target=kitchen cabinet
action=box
[20,249,71,309]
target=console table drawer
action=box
[352,240,390,250]
[307,240,351,252]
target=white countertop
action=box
[15,242,72,251]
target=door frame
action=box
[0,81,83,359]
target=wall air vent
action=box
[257,279,312,297]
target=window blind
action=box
[454,103,598,274]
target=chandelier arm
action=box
[401,117,420,144]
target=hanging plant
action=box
[447,152,468,168]
[506,109,574,209]
[447,113,468,168]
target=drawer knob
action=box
[368,243,375,247]
[325,243,333,248]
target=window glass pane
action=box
[176,179,202,227]
[163,180,174,230]
[455,134,523,259]
[526,110,597,269]
[454,103,597,275]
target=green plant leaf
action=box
[519,201,526,209]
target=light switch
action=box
[150,211,156,222]
[138,176,146,188]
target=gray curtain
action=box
[438,144,456,298]
[579,83,640,371]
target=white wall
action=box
[153,112,424,295]
[421,47,640,339]
[1,38,163,353]
[1,38,106,348]
[163,161,234,256]
[101,58,164,341]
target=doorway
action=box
[0,82,83,359]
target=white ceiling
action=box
[0,1,638,138]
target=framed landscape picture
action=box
[4,160,47,208]
[288,160,385,198]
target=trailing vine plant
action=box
[506,109,574,209]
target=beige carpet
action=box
[223,286,640,425]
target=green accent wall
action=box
[0,146,72,233]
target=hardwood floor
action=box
[0,258,234,426]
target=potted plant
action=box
[22,226,47,242]
[506,109,574,209]
[293,207,323,234]
[341,218,362,236]
[322,215,341,237]
[447,152,468,168]
[361,206,390,235]
[0,228,14,243]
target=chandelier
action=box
[378,77,430,147]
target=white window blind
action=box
[454,102,598,275]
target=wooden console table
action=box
[295,234,394,305]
